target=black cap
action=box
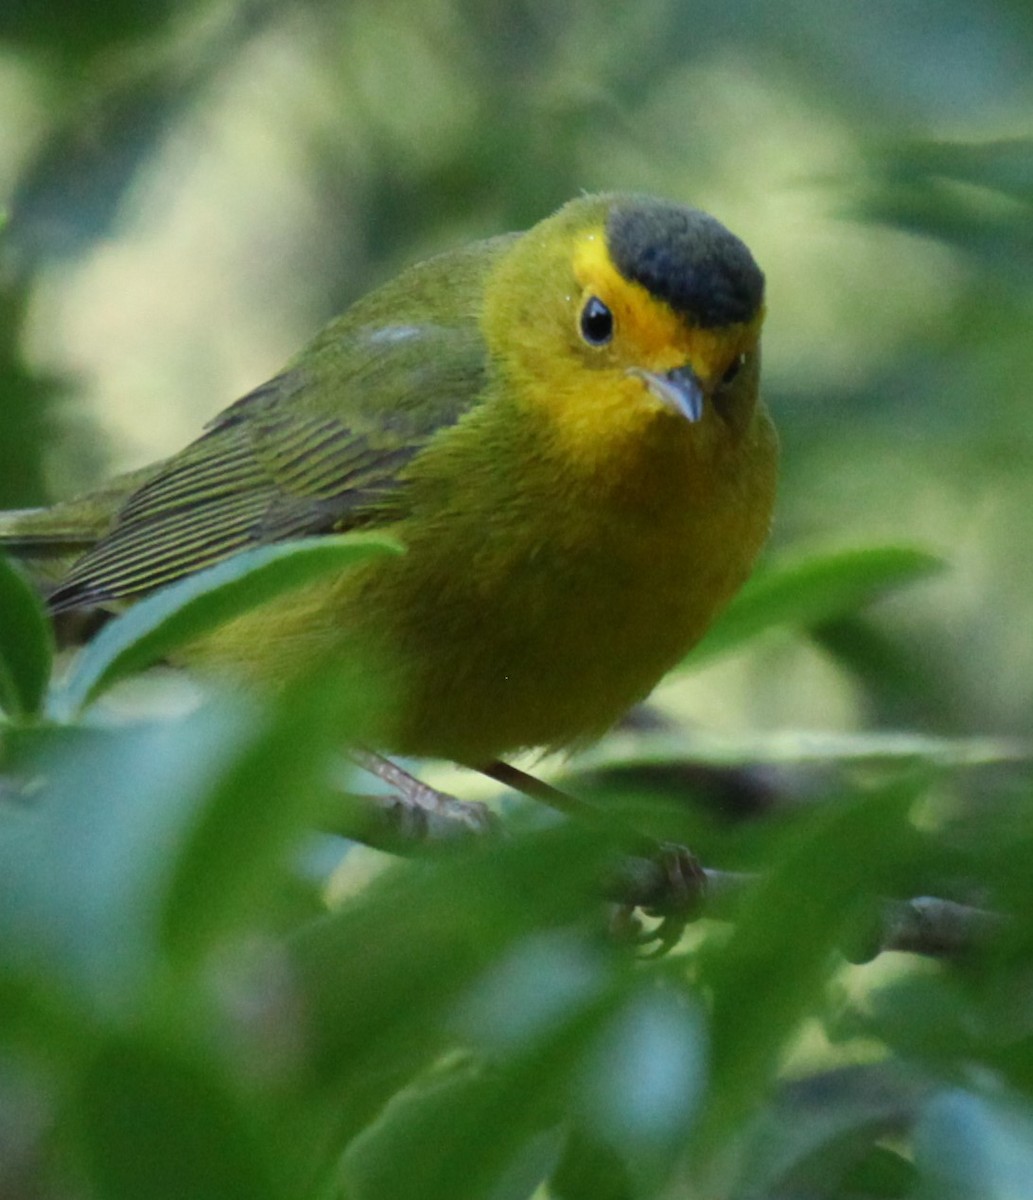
[606,197,764,328]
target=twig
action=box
[326,772,1007,960]
[875,895,1007,958]
[323,790,500,855]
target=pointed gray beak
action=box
[627,365,705,423]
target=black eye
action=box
[720,353,746,387]
[579,296,614,346]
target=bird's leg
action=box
[348,752,706,952]
[349,748,498,836]
[479,759,627,834]
[480,760,707,952]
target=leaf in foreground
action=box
[0,549,53,719]
[685,545,944,668]
[49,534,400,719]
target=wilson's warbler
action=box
[0,194,777,764]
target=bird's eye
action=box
[579,296,614,346]
[720,353,746,387]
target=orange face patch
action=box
[571,226,759,384]
[480,217,765,480]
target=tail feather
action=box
[0,512,94,600]
[0,507,103,554]
[0,486,134,604]
[0,464,159,562]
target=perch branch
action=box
[324,767,1006,960]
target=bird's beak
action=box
[627,365,705,423]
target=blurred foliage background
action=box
[2,1,1033,1198]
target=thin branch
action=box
[875,895,1007,958]
[325,772,1008,960]
[323,787,500,854]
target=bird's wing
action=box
[48,319,489,612]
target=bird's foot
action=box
[608,842,708,957]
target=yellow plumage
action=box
[0,194,777,765]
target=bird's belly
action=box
[367,498,757,763]
[185,432,774,765]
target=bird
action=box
[0,193,777,768]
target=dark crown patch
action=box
[606,199,764,328]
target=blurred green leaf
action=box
[888,137,1033,204]
[695,783,923,1159]
[342,1059,567,1200]
[342,930,664,1200]
[550,1130,633,1200]
[734,1064,926,1199]
[685,546,945,668]
[74,1034,290,1200]
[0,549,53,719]
[576,727,1024,775]
[846,1143,920,1198]
[158,670,372,969]
[811,612,942,724]
[0,274,59,509]
[855,139,1033,280]
[914,1090,1033,1200]
[0,0,179,59]
[0,667,381,1006]
[289,826,619,1144]
[49,533,401,719]
[0,709,253,1009]
[572,988,706,1194]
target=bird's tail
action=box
[0,466,155,599]
[0,505,102,553]
[0,504,102,599]
[0,478,149,642]
[0,464,156,556]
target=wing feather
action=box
[48,312,490,613]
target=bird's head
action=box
[483,193,766,464]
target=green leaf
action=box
[734,1064,926,1199]
[0,710,254,1009]
[74,1034,291,1200]
[573,989,707,1194]
[0,549,54,719]
[340,926,622,1200]
[886,138,1033,206]
[575,729,1025,774]
[685,546,944,668]
[0,672,376,1009]
[342,1061,568,1200]
[49,534,400,719]
[550,1131,633,1200]
[855,138,1033,207]
[158,669,374,969]
[914,1090,1033,1200]
[290,826,617,1141]
[695,783,923,1160]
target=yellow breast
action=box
[345,384,778,764]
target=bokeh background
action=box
[3,4,1033,1199]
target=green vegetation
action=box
[2,3,1033,1197]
